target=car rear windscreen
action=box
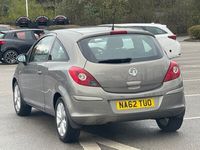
[78,34,163,63]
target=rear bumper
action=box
[66,86,185,125]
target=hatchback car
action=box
[0,24,13,31]
[12,27,185,143]
[0,29,46,64]
[100,23,181,59]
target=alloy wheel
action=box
[56,102,67,137]
[14,85,21,112]
[4,50,18,64]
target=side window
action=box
[122,37,134,49]
[30,36,55,62]
[142,40,152,52]
[50,39,69,61]
[33,30,45,40]
[14,31,34,40]
[141,37,158,56]
[143,26,167,35]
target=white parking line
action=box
[183,79,200,82]
[182,71,200,73]
[80,138,101,150]
[96,136,140,150]
[184,117,200,120]
[80,132,139,150]
[181,65,200,68]
[185,94,200,97]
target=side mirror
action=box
[17,54,27,64]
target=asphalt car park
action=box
[0,41,200,150]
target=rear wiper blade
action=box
[98,58,132,63]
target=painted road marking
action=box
[181,65,200,68]
[80,132,139,150]
[182,71,200,73]
[80,142,101,150]
[184,117,200,120]
[183,79,200,82]
[185,94,200,97]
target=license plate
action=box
[116,98,155,110]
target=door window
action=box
[14,31,34,40]
[30,36,55,62]
[33,30,45,40]
[50,39,69,61]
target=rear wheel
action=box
[156,115,184,132]
[55,97,80,143]
[3,50,18,64]
[13,82,32,116]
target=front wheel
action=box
[156,115,184,132]
[13,82,32,116]
[55,97,80,143]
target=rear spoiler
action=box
[77,30,155,42]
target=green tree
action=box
[7,0,54,22]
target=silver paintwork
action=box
[13,27,185,127]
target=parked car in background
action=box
[0,29,47,64]
[13,27,185,143]
[0,24,13,31]
[100,23,181,58]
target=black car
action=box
[0,29,47,64]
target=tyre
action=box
[156,115,184,132]
[13,82,32,116]
[55,97,80,143]
[3,50,18,64]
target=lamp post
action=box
[25,0,29,17]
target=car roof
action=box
[99,23,167,28]
[0,24,11,27]
[2,28,45,33]
[53,26,154,42]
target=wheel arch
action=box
[53,91,81,129]
[3,47,19,54]
[53,92,62,109]
[12,78,17,91]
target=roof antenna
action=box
[111,6,116,31]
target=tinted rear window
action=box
[14,31,34,40]
[78,34,163,63]
[142,26,167,35]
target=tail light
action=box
[110,30,127,35]
[163,61,181,82]
[69,66,100,87]
[168,35,176,40]
[0,40,6,45]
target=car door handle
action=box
[37,70,42,75]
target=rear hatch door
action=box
[79,32,169,93]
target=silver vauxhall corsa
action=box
[12,27,185,143]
